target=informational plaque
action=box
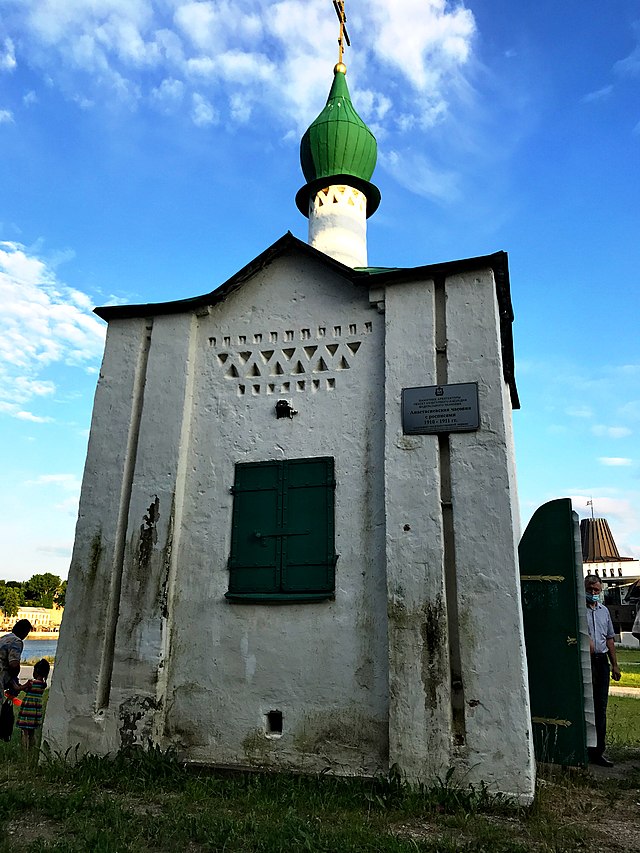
[402,382,479,435]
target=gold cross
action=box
[333,0,351,64]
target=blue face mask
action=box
[586,593,600,603]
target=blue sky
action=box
[1,0,639,581]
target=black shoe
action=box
[590,755,614,767]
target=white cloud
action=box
[0,241,105,419]
[191,91,218,126]
[618,400,640,420]
[614,22,640,78]
[15,411,54,423]
[16,378,56,398]
[175,1,262,54]
[27,473,81,490]
[565,405,593,419]
[229,92,251,123]
[26,475,81,514]
[0,37,16,71]
[37,542,73,557]
[25,0,155,48]
[582,85,613,104]
[583,21,640,131]
[592,424,632,439]
[2,0,477,136]
[151,76,185,112]
[215,50,273,85]
[0,109,14,123]
[54,495,82,514]
[152,76,184,102]
[598,457,633,467]
[383,148,461,203]
[367,0,475,91]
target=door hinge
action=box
[532,716,572,728]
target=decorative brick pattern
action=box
[208,323,371,395]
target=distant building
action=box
[581,517,640,584]
[0,606,63,634]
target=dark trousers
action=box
[590,653,610,757]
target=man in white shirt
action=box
[585,575,621,767]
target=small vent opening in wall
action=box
[266,710,283,736]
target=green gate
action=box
[519,498,590,766]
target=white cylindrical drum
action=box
[308,184,368,268]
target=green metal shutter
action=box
[229,461,281,594]
[281,458,335,593]
[227,457,336,601]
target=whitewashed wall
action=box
[44,248,534,801]
[445,272,534,799]
[46,252,389,776]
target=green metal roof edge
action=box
[355,266,401,273]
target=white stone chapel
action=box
[44,34,535,801]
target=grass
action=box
[1,724,640,852]
[608,695,640,750]
[0,686,638,852]
[614,647,640,689]
[0,743,526,853]
[614,648,640,664]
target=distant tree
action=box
[55,580,67,608]
[4,581,24,606]
[25,573,62,608]
[2,588,20,618]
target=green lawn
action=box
[615,648,640,664]
[0,739,627,853]
[614,647,640,688]
[608,695,640,748]
[0,689,638,851]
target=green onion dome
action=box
[296,63,380,218]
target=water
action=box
[22,638,58,662]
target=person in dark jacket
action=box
[0,619,32,694]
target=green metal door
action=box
[519,498,589,766]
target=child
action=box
[17,658,50,750]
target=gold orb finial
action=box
[334,62,347,75]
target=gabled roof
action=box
[95,231,519,407]
[95,233,350,322]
